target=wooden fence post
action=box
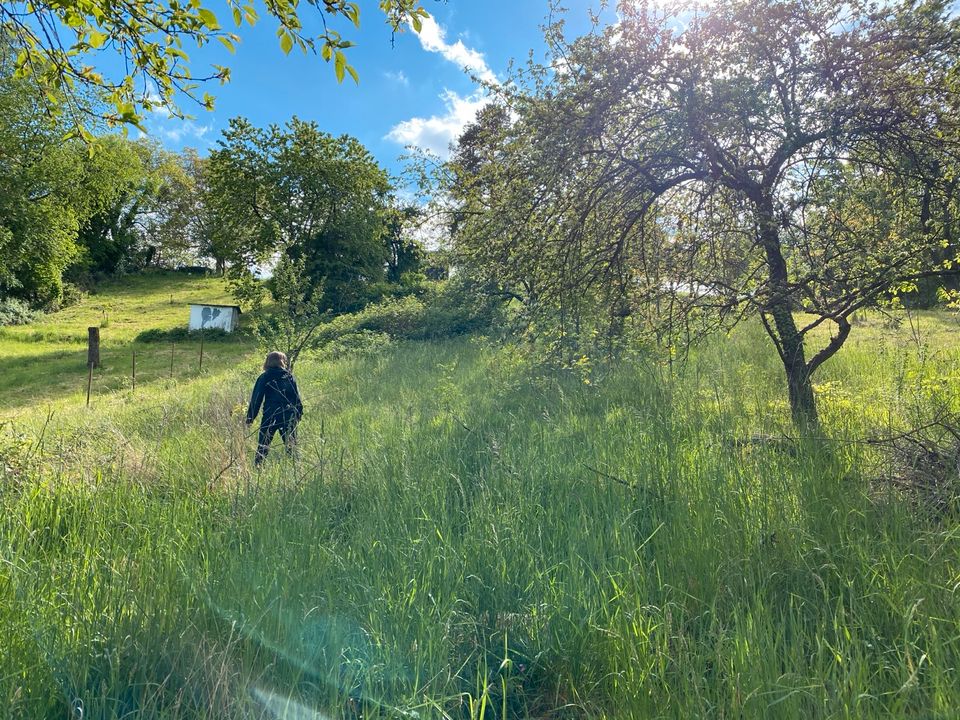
[87,327,100,369]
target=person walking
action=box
[246,351,303,467]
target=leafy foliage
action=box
[448,0,960,428]
[0,298,40,326]
[67,137,201,277]
[318,328,393,360]
[384,204,425,284]
[207,116,394,311]
[315,279,503,345]
[0,0,430,135]
[0,60,145,305]
[234,254,331,368]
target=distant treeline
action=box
[0,48,433,317]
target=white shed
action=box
[188,304,241,332]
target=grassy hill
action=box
[2,276,960,719]
[0,272,256,413]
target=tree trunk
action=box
[771,303,818,428]
[757,199,819,430]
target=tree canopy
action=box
[206,116,393,311]
[448,0,960,428]
[0,62,143,304]
[1,29,413,311]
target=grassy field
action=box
[2,279,960,719]
[0,272,257,413]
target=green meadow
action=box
[0,273,256,413]
[2,278,960,719]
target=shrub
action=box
[413,280,502,339]
[308,279,503,351]
[39,281,90,313]
[355,295,429,337]
[0,298,41,326]
[59,282,88,309]
[319,330,393,360]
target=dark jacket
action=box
[246,367,303,425]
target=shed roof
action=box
[188,303,242,312]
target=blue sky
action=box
[143,1,603,180]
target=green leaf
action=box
[64,10,84,28]
[88,30,108,48]
[346,64,358,84]
[117,102,139,122]
[346,3,360,27]
[334,50,346,82]
[232,7,242,26]
[280,31,293,55]
[197,7,220,29]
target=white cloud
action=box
[136,86,214,146]
[387,89,487,157]
[385,69,410,86]
[387,17,498,157]
[153,121,212,144]
[415,16,498,85]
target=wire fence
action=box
[82,327,238,408]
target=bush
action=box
[311,279,503,349]
[360,277,434,305]
[59,282,88,309]
[40,281,90,313]
[414,280,503,339]
[356,295,430,338]
[319,330,393,360]
[0,298,41,326]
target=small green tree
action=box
[234,255,330,369]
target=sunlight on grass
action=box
[0,272,257,413]
[3,309,960,717]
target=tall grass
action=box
[2,319,959,718]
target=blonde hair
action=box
[263,351,288,371]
